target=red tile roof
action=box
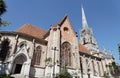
[78,43,90,54]
[16,24,47,39]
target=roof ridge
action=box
[16,24,48,39]
[57,15,68,26]
[17,23,47,32]
[79,43,90,54]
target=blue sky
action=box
[1,0,120,64]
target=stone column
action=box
[97,61,101,76]
[100,60,104,76]
[6,55,14,75]
[81,56,87,76]
[98,61,103,76]
[94,59,98,76]
[9,34,19,55]
[73,34,80,69]
[23,59,31,78]
[102,59,107,73]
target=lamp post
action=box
[52,47,57,78]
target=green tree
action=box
[0,0,6,16]
[55,67,72,78]
[104,72,110,78]
[0,74,11,78]
[0,0,10,26]
[109,62,120,78]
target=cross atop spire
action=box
[82,6,88,28]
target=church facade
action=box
[0,7,115,78]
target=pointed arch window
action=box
[19,41,27,48]
[97,62,101,76]
[86,59,90,73]
[83,38,86,44]
[86,59,88,65]
[32,46,42,65]
[101,61,104,75]
[92,61,95,75]
[61,42,71,67]
[90,37,92,43]
[80,57,83,77]
[0,38,10,61]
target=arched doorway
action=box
[12,55,27,74]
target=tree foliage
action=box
[0,0,6,16]
[0,74,11,78]
[109,62,120,78]
[55,67,72,78]
[0,0,10,26]
[104,62,120,78]
[104,72,110,78]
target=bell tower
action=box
[80,6,99,54]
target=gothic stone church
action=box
[0,7,114,78]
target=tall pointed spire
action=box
[80,5,99,53]
[82,6,88,28]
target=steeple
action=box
[80,6,99,54]
[82,6,88,28]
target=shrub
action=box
[55,67,72,78]
[0,74,11,78]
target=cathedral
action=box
[0,7,115,78]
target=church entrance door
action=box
[12,55,27,74]
[14,64,22,74]
[88,74,90,78]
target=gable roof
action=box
[43,15,77,39]
[16,24,48,39]
[78,43,90,54]
[57,15,68,26]
[0,31,48,45]
[57,15,77,35]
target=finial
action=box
[103,45,107,54]
[64,13,68,17]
